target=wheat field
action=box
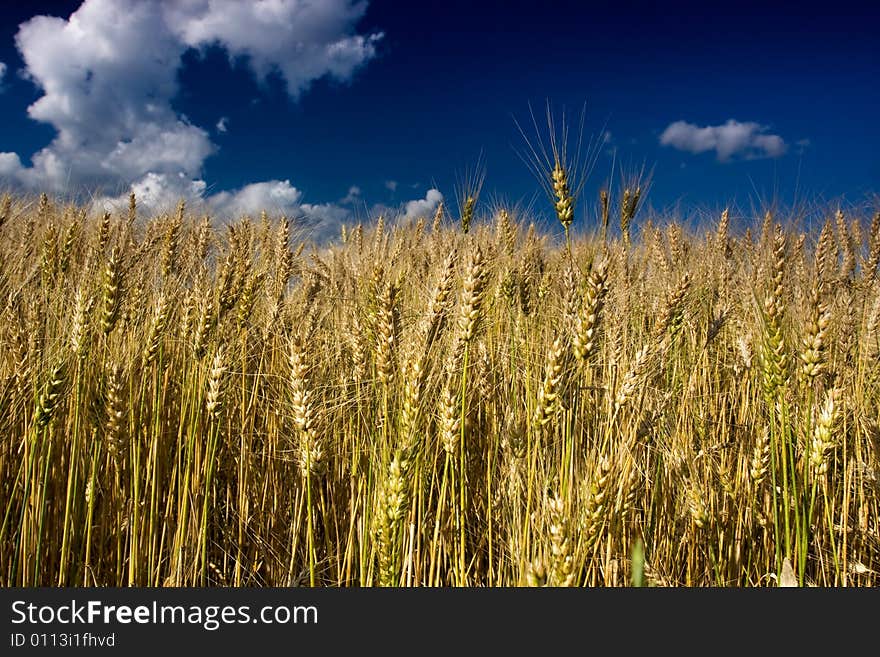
[0,189,878,587]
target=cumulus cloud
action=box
[8,0,212,190]
[212,184,441,241]
[209,179,303,218]
[91,172,207,215]
[659,119,787,161]
[341,185,361,204]
[0,0,382,202]
[372,188,443,223]
[164,0,382,98]
[92,179,441,244]
[0,152,23,177]
[132,172,208,209]
[92,176,298,217]
[301,202,351,221]
[401,188,443,220]
[0,0,435,242]
[0,61,6,86]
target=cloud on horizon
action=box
[341,186,362,204]
[659,119,787,161]
[0,0,384,235]
[92,178,443,242]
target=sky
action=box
[0,0,877,239]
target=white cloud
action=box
[0,2,427,243]
[10,0,210,190]
[371,188,443,224]
[0,61,6,86]
[133,172,208,209]
[385,179,398,192]
[209,179,303,218]
[1,0,381,197]
[341,185,361,204]
[91,172,208,214]
[401,188,443,221]
[0,152,23,177]
[301,203,351,222]
[93,176,308,224]
[164,0,382,98]
[659,119,787,161]
[89,176,441,243]
[93,176,298,217]
[209,185,441,242]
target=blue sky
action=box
[0,0,876,237]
